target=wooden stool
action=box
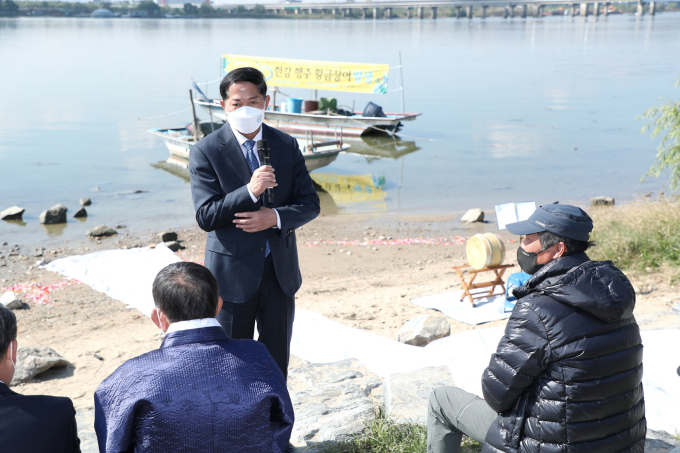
[453,264,515,306]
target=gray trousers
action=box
[427,386,498,453]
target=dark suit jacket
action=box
[189,122,320,303]
[94,326,294,453]
[0,382,80,453]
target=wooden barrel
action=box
[466,233,506,270]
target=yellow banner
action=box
[222,55,389,94]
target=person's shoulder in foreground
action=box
[482,203,645,453]
[0,306,81,453]
[94,262,294,453]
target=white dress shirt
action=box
[165,317,222,334]
[232,127,281,230]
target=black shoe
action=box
[284,443,298,453]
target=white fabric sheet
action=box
[411,290,511,325]
[43,247,680,433]
[43,244,180,317]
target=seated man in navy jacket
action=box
[0,306,81,453]
[95,261,294,453]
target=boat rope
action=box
[137,107,191,121]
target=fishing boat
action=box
[193,54,421,142]
[148,122,347,173]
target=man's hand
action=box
[247,166,277,198]
[234,207,277,233]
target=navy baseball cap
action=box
[506,203,593,241]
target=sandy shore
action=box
[1,212,679,413]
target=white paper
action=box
[495,201,536,230]
[494,203,518,230]
[516,201,537,221]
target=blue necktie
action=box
[243,140,270,257]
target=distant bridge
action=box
[263,0,663,19]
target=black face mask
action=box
[517,247,545,275]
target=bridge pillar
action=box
[521,4,527,17]
[503,6,509,17]
[431,6,437,18]
[466,5,472,18]
[332,8,336,15]
[307,8,312,14]
[373,7,378,18]
[385,7,392,18]
[455,6,461,18]
[593,2,599,15]
[649,1,655,14]
[510,4,515,17]
[535,4,542,16]
[571,3,578,15]
[294,8,299,14]
[361,7,366,18]
[580,2,588,16]
[603,2,609,15]
[481,5,488,18]
[637,0,644,15]
[417,6,423,18]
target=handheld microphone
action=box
[256,139,274,205]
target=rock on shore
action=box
[39,204,67,224]
[461,208,484,223]
[74,207,87,218]
[86,225,117,238]
[288,358,382,447]
[397,314,450,346]
[11,347,69,385]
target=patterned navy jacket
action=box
[94,326,294,453]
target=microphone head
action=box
[256,139,269,153]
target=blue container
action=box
[505,272,531,312]
[287,98,303,114]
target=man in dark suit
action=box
[0,306,81,453]
[95,262,294,453]
[189,67,320,379]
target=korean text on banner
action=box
[222,55,389,95]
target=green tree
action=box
[183,3,198,13]
[253,3,264,13]
[234,4,245,13]
[4,0,18,12]
[199,2,213,14]
[640,76,680,191]
[41,1,48,7]
[137,0,160,13]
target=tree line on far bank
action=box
[0,0,20,15]
[6,1,268,17]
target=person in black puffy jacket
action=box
[427,204,645,453]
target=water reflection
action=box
[41,222,67,237]
[349,134,421,160]
[311,172,387,214]
[2,219,26,227]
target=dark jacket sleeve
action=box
[189,144,260,232]
[481,300,551,413]
[274,138,320,237]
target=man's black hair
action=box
[0,306,17,360]
[152,262,220,323]
[538,231,596,256]
[219,67,267,100]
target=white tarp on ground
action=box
[44,248,680,434]
[411,290,511,325]
[43,245,180,318]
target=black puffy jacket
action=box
[481,253,646,453]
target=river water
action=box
[1,14,679,245]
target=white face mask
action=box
[227,106,265,135]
